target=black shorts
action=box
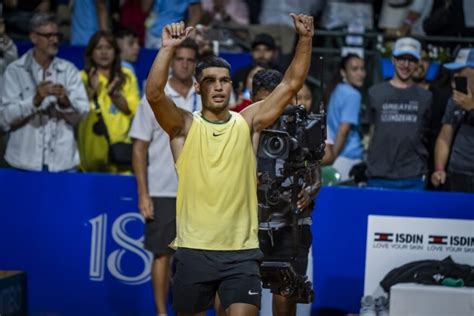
[172,248,263,313]
[144,197,176,255]
[258,225,312,276]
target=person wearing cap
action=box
[431,48,474,193]
[366,37,432,189]
[232,33,279,97]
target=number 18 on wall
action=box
[89,213,153,285]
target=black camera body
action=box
[257,105,326,221]
[257,105,326,163]
[257,104,326,304]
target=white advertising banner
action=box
[364,215,474,295]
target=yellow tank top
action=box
[175,111,259,250]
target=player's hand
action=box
[161,21,194,48]
[290,13,314,38]
[139,194,154,220]
[431,170,446,187]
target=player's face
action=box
[195,67,232,111]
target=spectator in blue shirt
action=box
[143,0,203,49]
[70,0,109,46]
[325,53,366,181]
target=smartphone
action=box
[454,76,468,94]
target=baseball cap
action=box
[251,33,276,50]
[443,48,474,70]
[392,37,421,60]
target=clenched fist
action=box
[290,13,314,38]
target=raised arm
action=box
[241,13,314,132]
[145,22,194,139]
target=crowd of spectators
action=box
[0,1,473,193]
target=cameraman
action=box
[251,69,324,316]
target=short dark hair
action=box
[114,27,138,39]
[252,69,283,97]
[195,56,231,80]
[176,38,199,59]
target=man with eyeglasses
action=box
[366,37,433,189]
[0,13,89,172]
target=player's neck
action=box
[201,108,231,123]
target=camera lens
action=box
[257,131,290,160]
[267,136,284,155]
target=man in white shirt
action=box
[0,12,88,172]
[129,38,200,316]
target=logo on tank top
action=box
[212,132,225,137]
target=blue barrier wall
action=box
[0,169,473,315]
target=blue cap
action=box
[392,37,421,60]
[444,48,474,70]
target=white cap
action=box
[392,37,421,60]
[444,48,474,70]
